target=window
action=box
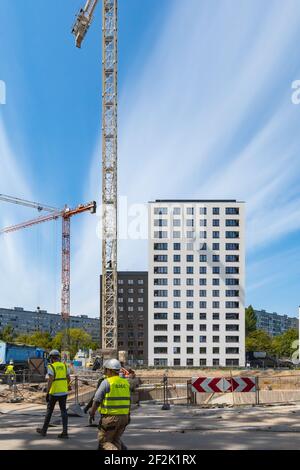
[213,347,220,354]
[154,207,168,215]
[213,312,220,320]
[212,267,220,274]
[199,278,207,286]
[199,255,207,262]
[154,347,168,354]
[173,290,181,297]
[138,279,144,285]
[199,267,207,274]
[174,266,181,274]
[174,301,181,308]
[226,301,239,308]
[226,278,239,286]
[212,278,220,286]
[186,242,194,251]
[200,347,206,354]
[154,301,168,308]
[226,243,239,250]
[199,336,207,343]
[212,243,219,251]
[173,243,181,250]
[213,208,220,215]
[187,324,194,331]
[173,312,181,320]
[213,231,220,239]
[199,324,206,331]
[173,278,181,286]
[226,313,239,320]
[187,347,194,354]
[154,255,168,262]
[118,288,124,294]
[187,358,194,366]
[186,312,194,320]
[186,278,194,286]
[212,219,220,227]
[200,219,207,226]
[226,267,239,274]
[187,207,194,215]
[226,336,239,343]
[199,290,207,297]
[213,336,220,343]
[226,231,239,239]
[174,324,181,331]
[173,207,181,215]
[186,231,195,239]
[138,288,144,294]
[173,347,181,354]
[173,336,181,343]
[173,231,181,238]
[154,313,168,320]
[199,231,207,239]
[212,290,220,297]
[200,242,207,250]
[199,207,207,215]
[213,324,220,331]
[186,267,194,274]
[118,279,124,285]
[154,219,167,226]
[118,298,123,303]
[213,359,220,366]
[212,255,220,262]
[154,358,168,366]
[226,207,239,215]
[173,255,181,262]
[186,290,194,297]
[154,231,168,239]
[199,301,207,309]
[226,324,239,331]
[186,301,194,309]
[173,219,181,227]
[186,219,194,227]
[212,301,220,308]
[226,219,239,226]
[154,266,168,274]
[128,279,134,285]
[226,290,239,297]
[154,324,168,331]
[154,336,168,343]
[154,278,168,286]
[174,358,181,366]
[200,358,207,366]
[226,359,239,366]
[187,255,194,262]
[226,348,239,354]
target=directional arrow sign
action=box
[191,377,224,393]
[225,377,256,392]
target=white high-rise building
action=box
[148,200,245,368]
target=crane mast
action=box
[72,0,118,356]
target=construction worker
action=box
[5,360,16,389]
[36,349,71,439]
[89,358,131,451]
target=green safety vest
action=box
[48,362,68,395]
[5,365,15,375]
[99,376,131,416]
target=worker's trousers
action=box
[98,415,129,451]
[42,395,68,434]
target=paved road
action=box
[1,403,300,450]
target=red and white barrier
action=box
[191,376,256,393]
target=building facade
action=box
[254,309,299,337]
[0,307,100,342]
[148,200,245,368]
[100,271,148,366]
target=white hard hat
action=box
[103,359,121,371]
[9,360,14,365]
[49,349,61,357]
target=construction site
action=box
[1,0,300,453]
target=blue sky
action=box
[0,0,300,319]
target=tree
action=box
[245,305,257,336]
[246,330,272,353]
[52,328,94,359]
[0,325,15,342]
[15,331,53,350]
[271,329,299,359]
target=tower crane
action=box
[0,193,58,213]
[0,201,97,347]
[72,0,118,357]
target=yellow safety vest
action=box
[99,376,131,416]
[5,365,15,375]
[48,362,68,395]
